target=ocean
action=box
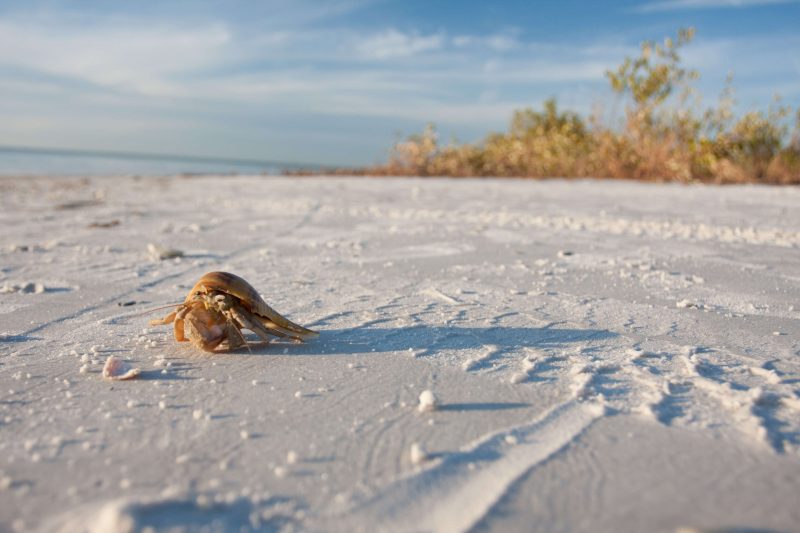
[0,146,314,177]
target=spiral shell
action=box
[187,271,317,339]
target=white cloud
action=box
[353,29,444,60]
[637,0,797,12]
[0,18,233,95]
[486,34,519,52]
[451,32,520,51]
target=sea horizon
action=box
[0,145,319,177]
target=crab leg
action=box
[173,306,192,342]
[229,305,286,342]
[251,301,318,339]
[174,318,187,342]
[185,317,227,352]
[258,317,306,340]
[149,310,177,327]
[222,318,249,351]
[264,316,317,339]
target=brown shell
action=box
[187,271,318,338]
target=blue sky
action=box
[0,0,798,166]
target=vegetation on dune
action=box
[364,28,800,184]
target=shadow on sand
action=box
[248,325,616,358]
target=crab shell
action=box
[187,271,318,340]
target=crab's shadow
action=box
[246,325,616,358]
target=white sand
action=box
[1,175,799,532]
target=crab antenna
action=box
[130,301,184,317]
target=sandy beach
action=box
[1,175,799,532]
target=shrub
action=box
[370,28,799,184]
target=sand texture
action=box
[1,175,799,532]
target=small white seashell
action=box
[409,442,428,465]
[418,390,439,412]
[147,243,184,261]
[102,355,141,381]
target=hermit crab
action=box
[150,271,318,352]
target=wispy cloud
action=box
[353,29,445,59]
[0,14,615,101]
[453,31,521,51]
[637,0,797,13]
[2,12,795,125]
[0,18,233,96]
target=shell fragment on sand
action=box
[102,356,141,381]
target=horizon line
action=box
[0,144,323,170]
